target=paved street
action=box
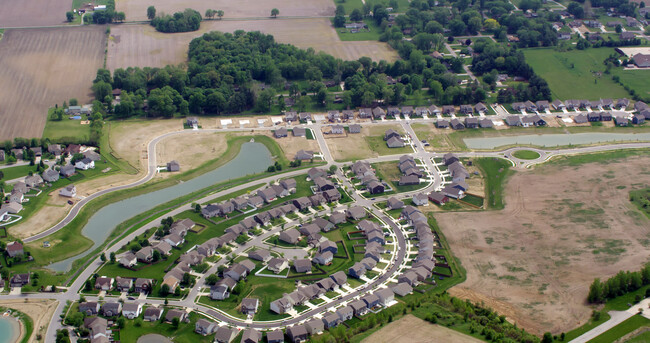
[2,113,648,342]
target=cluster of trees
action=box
[588,264,650,303]
[150,8,202,33]
[90,0,125,24]
[471,39,551,101]
[204,9,224,19]
[333,5,364,27]
[591,0,638,16]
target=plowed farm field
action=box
[117,0,335,21]
[0,0,71,28]
[106,19,397,70]
[0,26,106,140]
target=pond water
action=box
[0,316,20,343]
[464,132,650,149]
[47,142,272,272]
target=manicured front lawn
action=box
[42,116,91,142]
[460,194,484,208]
[0,164,37,181]
[512,150,541,160]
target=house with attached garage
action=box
[386,136,405,148]
[412,193,429,206]
[214,326,237,343]
[331,124,344,134]
[241,328,262,343]
[450,118,465,130]
[42,169,60,182]
[195,319,217,336]
[464,117,479,129]
[322,312,341,329]
[274,127,288,138]
[505,115,522,127]
[280,229,300,244]
[267,329,285,343]
[241,298,259,315]
[436,119,450,128]
[349,124,361,133]
[75,157,94,170]
[479,118,493,128]
[79,302,100,315]
[475,102,487,114]
[313,251,334,265]
[287,324,309,343]
[143,307,163,321]
[121,302,142,319]
[294,149,314,160]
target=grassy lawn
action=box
[588,315,650,343]
[611,69,650,102]
[116,310,213,343]
[626,330,650,342]
[0,164,37,181]
[334,19,383,41]
[42,112,90,142]
[365,136,412,156]
[474,158,513,210]
[461,194,484,208]
[523,47,630,100]
[512,150,541,160]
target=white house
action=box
[59,185,77,198]
[122,303,142,319]
[75,158,95,170]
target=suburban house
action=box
[59,185,77,198]
[274,127,288,138]
[330,124,344,134]
[101,302,122,317]
[428,192,449,205]
[75,157,95,170]
[122,302,142,319]
[60,165,76,177]
[387,197,404,210]
[346,206,366,220]
[349,124,361,133]
[42,169,60,182]
[165,309,187,323]
[214,326,237,343]
[412,193,429,206]
[241,328,262,343]
[306,319,324,335]
[143,307,163,321]
[241,298,260,315]
[95,277,114,291]
[266,329,285,343]
[10,273,29,287]
[436,119,450,128]
[6,241,24,258]
[117,253,136,268]
[268,258,289,274]
[322,312,341,329]
[279,229,300,244]
[195,319,217,336]
[287,324,309,343]
[293,258,312,273]
[295,150,314,160]
[79,302,100,315]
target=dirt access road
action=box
[0,26,106,140]
[438,155,650,335]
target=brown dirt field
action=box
[0,0,71,27]
[0,299,59,343]
[156,131,228,174]
[439,155,650,335]
[8,191,72,239]
[327,124,404,161]
[0,26,106,140]
[361,314,484,343]
[108,119,188,171]
[106,19,397,70]
[118,0,335,21]
[411,123,462,152]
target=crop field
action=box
[438,153,650,335]
[523,47,629,100]
[106,19,397,70]
[118,0,335,21]
[0,26,106,140]
[0,0,71,28]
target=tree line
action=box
[587,264,650,303]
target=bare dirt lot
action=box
[362,314,483,343]
[327,124,405,161]
[156,131,228,174]
[438,155,650,335]
[0,299,58,343]
[0,0,71,27]
[0,26,106,140]
[118,0,335,21]
[106,19,397,70]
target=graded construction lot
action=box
[362,314,484,343]
[438,154,650,335]
[0,0,71,28]
[0,299,59,343]
[326,124,407,161]
[0,26,106,140]
[118,0,335,21]
[106,19,397,70]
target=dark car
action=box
[67,200,74,205]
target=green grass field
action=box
[512,150,541,160]
[334,19,383,41]
[523,47,629,100]
[474,158,513,210]
[589,315,650,343]
[612,69,650,102]
[42,109,91,141]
